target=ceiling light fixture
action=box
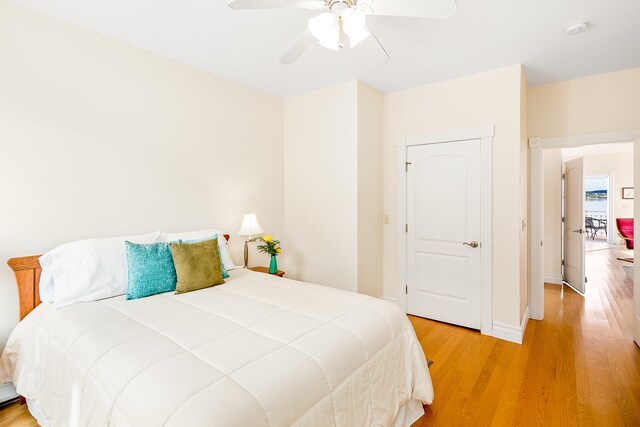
[308,12,341,49]
[342,9,370,46]
[564,21,589,35]
[228,0,459,65]
[308,1,370,50]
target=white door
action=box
[406,140,482,330]
[563,157,586,294]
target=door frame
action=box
[397,125,494,336]
[529,129,640,322]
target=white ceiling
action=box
[9,0,640,97]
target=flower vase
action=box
[269,255,278,274]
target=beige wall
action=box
[284,82,359,291]
[357,82,383,297]
[283,81,383,295]
[544,152,634,278]
[0,1,284,355]
[383,65,526,328]
[529,68,640,138]
[543,149,563,279]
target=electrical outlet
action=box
[383,214,391,225]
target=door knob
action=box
[463,241,479,248]
[573,229,584,234]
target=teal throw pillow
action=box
[125,241,177,300]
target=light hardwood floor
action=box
[0,401,36,427]
[413,246,640,426]
[0,247,638,426]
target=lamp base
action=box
[244,240,249,268]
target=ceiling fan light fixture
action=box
[342,9,370,47]
[308,12,341,50]
[231,0,457,64]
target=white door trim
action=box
[529,141,544,320]
[398,125,494,336]
[536,130,640,149]
[529,129,640,322]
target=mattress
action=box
[0,269,433,426]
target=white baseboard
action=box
[0,383,17,404]
[382,296,399,304]
[544,274,562,285]
[492,305,530,345]
[492,322,523,344]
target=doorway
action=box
[397,126,494,336]
[561,146,633,295]
[529,130,640,348]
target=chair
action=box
[585,217,597,240]
[597,218,608,238]
[616,218,634,249]
[590,218,607,239]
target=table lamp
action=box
[237,212,264,268]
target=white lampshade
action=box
[308,12,341,51]
[341,9,370,47]
[237,213,264,238]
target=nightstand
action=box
[249,266,285,277]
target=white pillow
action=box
[38,267,55,304]
[39,231,161,308]
[160,229,238,270]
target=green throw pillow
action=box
[170,238,225,294]
[172,235,230,279]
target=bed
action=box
[1,247,433,426]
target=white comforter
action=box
[0,269,433,427]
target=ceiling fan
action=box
[228,0,457,65]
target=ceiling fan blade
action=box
[280,30,317,64]
[357,27,389,65]
[229,0,325,10]
[365,0,457,19]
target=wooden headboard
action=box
[7,256,42,321]
[7,234,230,321]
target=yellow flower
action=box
[263,236,273,242]
[276,248,281,253]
